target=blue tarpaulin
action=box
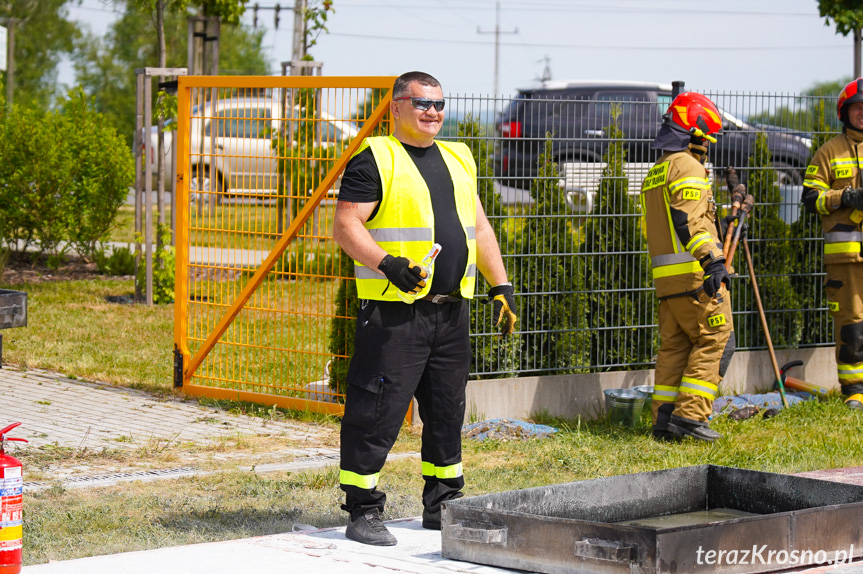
[712,391,813,417]
[462,419,558,441]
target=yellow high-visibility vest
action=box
[353,135,478,301]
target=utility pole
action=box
[477,1,516,111]
[855,28,861,78]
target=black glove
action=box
[702,257,730,297]
[720,214,748,242]
[842,187,863,210]
[486,284,517,336]
[378,254,427,295]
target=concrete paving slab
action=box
[0,366,329,451]
[21,518,521,574]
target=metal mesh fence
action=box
[440,87,834,378]
[173,79,835,407]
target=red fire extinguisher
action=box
[0,423,27,574]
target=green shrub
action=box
[0,88,133,261]
[513,137,588,374]
[789,100,833,345]
[61,88,135,259]
[135,226,174,304]
[577,104,655,370]
[459,115,521,378]
[94,244,136,276]
[734,133,802,348]
[328,249,358,396]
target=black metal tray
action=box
[442,465,863,574]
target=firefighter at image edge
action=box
[802,78,863,409]
[640,92,736,442]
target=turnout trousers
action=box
[339,298,470,520]
[825,262,863,399]
[651,288,735,427]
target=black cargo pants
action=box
[339,298,470,520]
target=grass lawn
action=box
[0,277,173,394]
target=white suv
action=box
[145,97,359,196]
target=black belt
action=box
[420,293,462,304]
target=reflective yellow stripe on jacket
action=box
[353,136,478,301]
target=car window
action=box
[215,106,272,139]
[594,91,659,126]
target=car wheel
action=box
[773,161,803,186]
[189,167,226,205]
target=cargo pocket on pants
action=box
[345,368,385,432]
[825,278,843,314]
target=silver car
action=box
[145,97,360,197]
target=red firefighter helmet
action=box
[837,78,863,120]
[664,92,723,143]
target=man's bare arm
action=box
[332,200,389,272]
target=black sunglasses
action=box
[394,97,446,112]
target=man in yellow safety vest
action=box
[332,71,516,546]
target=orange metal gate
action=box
[172,75,396,415]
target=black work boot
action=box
[422,508,441,530]
[345,509,397,546]
[668,415,722,442]
[652,403,679,442]
[846,399,863,410]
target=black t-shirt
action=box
[338,144,469,294]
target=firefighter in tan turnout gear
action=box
[802,78,863,409]
[641,92,735,442]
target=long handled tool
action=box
[725,194,753,271]
[722,167,746,259]
[740,232,791,409]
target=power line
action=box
[326,31,846,52]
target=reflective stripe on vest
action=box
[421,461,463,479]
[352,136,478,301]
[824,231,863,255]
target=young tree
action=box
[73,1,270,147]
[512,137,587,375]
[577,104,655,370]
[0,0,80,110]
[790,99,835,347]
[734,133,802,349]
[459,115,520,378]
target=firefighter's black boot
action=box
[422,508,441,530]
[668,415,722,442]
[652,403,679,442]
[345,509,397,546]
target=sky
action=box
[61,0,858,97]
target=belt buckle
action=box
[431,294,446,304]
